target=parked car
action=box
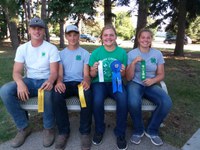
[163,35,192,45]
[80,34,96,43]
[130,36,135,43]
[80,34,89,42]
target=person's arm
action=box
[54,64,66,93]
[41,62,58,91]
[82,64,91,90]
[13,62,29,101]
[126,56,142,81]
[143,64,165,86]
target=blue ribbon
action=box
[110,60,122,93]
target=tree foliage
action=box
[115,12,134,40]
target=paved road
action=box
[118,39,200,52]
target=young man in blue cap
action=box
[53,25,92,150]
[0,17,60,148]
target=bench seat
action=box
[20,81,168,112]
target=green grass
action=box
[0,41,200,148]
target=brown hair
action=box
[137,28,153,47]
[100,24,117,45]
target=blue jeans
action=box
[91,82,128,137]
[53,81,92,135]
[0,77,55,130]
[127,81,172,136]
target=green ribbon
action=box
[141,60,146,80]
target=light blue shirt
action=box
[59,47,90,82]
[127,48,165,85]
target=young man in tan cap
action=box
[53,25,92,150]
[0,17,60,148]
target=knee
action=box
[161,96,172,113]
[0,83,14,101]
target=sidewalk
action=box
[0,114,180,150]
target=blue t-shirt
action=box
[59,47,90,82]
[127,48,165,85]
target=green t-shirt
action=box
[89,45,127,83]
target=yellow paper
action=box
[38,89,44,113]
[78,84,87,108]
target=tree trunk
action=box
[41,0,50,42]
[104,0,112,25]
[59,19,65,48]
[174,0,187,56]
[8,21,20,50]
[4,10,19,50]
[133,0,148,48]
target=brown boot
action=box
[11,126,31,148]
[55,134,69,150]
[43,128,55,147]
[81,134,91,150]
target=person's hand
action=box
[143,78,156,86]
[133,56,143,64]
[120,64,125,73]
[54,81,66,93]
[81,80,90,91]
[17,81,30,101]
[91,62,99,72]
[40,80,53,91]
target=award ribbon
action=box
[141,60,146,80]
[110,60,122,93]
[98,60,104,82]
[38,89,44,113]
[78,84,87,108]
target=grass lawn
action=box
[0,41,200,148]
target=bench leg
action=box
[25,110,29,120]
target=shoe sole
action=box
[117,144,128,150]
[92,140,102,146]
[130,133,144,145]
[130,139,141,145]
[144,132,163,146]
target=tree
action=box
[41,0,50,42]
[0,0,20,50]
[174,0,187,56]
[115,12,134,40]
[133,0,149,48]
[149,0,200,56]
[49,0,96,48]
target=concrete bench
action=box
[20,81,168,112]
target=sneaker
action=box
[81,134,91,150]
[11,126,31,148]
[43,128,55,147]
[117,136,128,150]
[55,134,69,150]
[130,132,144,144]
[145,132,163,146]
[92,133,103,145]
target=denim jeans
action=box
[0,77,55,130]
[91,82,128,137]
[53,81,92,135]
[126,81,172,136]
